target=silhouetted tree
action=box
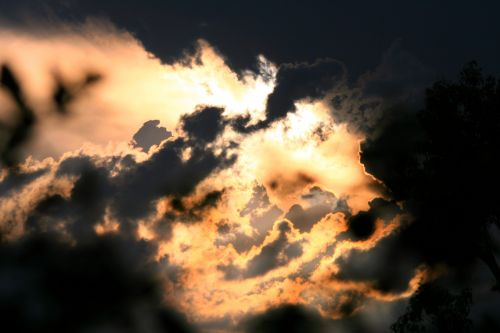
[418,62,500,287]
[362,61,500,290]
[391,283,472,333]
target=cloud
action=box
[218,221,303,280]
[6,0,498,83]
[334,231,421,294]
[285,186,349,233]
[27,157,112,241]
[232,58,346,132]
[0,21,274,160]
[111,114,235,224]
[132,120,172,152]
[327,40,434,137]
[242,304,328,333]
[180,106,226,145]
[0,167,48,198]
[341,198,401,241]
[0,232,195,333]
[0,101,236,331]
[0,18,455,333]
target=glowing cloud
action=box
[0,20,425,332]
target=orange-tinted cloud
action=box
[0,20,427,332]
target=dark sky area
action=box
[1,0,499,78]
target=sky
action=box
[0,1,500,333]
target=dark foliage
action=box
[391,283,472,333]
[360,62,500,331]
[362,61,500,288]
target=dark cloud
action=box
[0,74,231,239]
[181,106,225,144]
[0,167,48,198]
[325,290,366,317]
[223,205,283,254]
[368,198,401,222]
[112,137,234,226]
[215,228,260,254]
[285,204,331,233]
[215,184,284,254]
[24,194,71,235]
[359,40,433,103]
[346,211,377,241]
[217,186,350,281]
[106,106,235,229]
[244,222,302,278]
[342,198,401,241]
[240,184,271,216]
[242,304,328,333]
[285,186,350,233]
[233,59,345,132]
[3,0,499,80]
[1,103,235,242]
[215,220,231,234]
[335,232,420,294]
[330,41,435,136]
[0,105,213,331]
[290,243,335,281]
[132,120,171,152]
[27,159,112,241]
[165,189,225,223]
[266,172,317,198]
[0,233,194,333]
[249,205,283,236]
[218,221,302,280]
[329,201,415,297]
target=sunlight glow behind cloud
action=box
[0,20,426,332]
